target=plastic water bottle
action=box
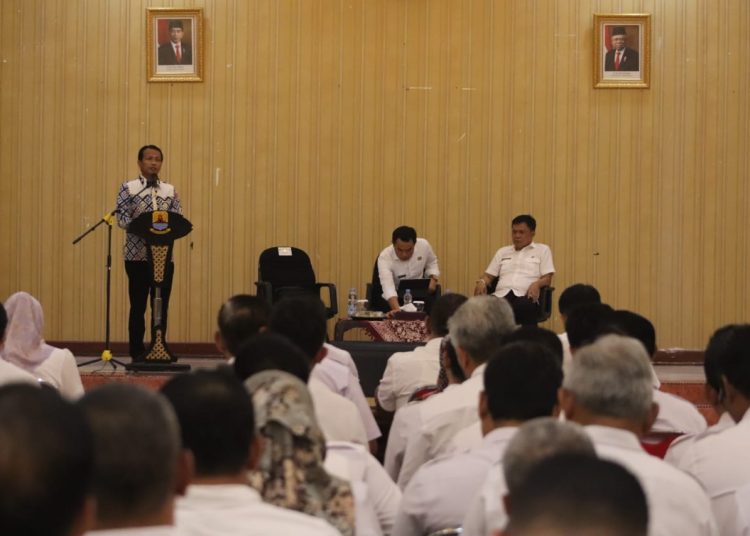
[403,289,413,307]
[348,288,357,317]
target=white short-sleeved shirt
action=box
[586,425,718,536]
[397,364,487,489]
[376,338,441,412]
[392,427,517,536]
[314,344,381,441]
[667,409,750,535]
[325,441,402,536]
[308,377,368,446]
[377,238,440,301]
[176,483,342,535]
[651,389,708,434]
[485,242,554,297]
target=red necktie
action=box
[175,45,182,64]
[615,51,621,70]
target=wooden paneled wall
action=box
[1,0,748,348]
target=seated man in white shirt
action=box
[611,309,707,435]
[665,324,750,536]
[0,384,94,536]
[503,453,648,536]
[377,293,468,412]
[560,334,718,536]
[462,418,596,536]
[78,384,191,535]
[161,370,342,536]
[392,341,563,536]
[397,296,516,489]
[665,325,736,465]
[269,296,370,447]
[474,214,554,325]
[217,294,379,447]
[556,283,602,374]
[374,226,440,314]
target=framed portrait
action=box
[593,14,650,89]
[146,8,204,82]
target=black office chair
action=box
[255,247,338,319]
[486,277,554,323]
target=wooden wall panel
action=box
[1,0,748,349]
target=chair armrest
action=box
[315,282,338,318]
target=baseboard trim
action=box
[47,341,221,358]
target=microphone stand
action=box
[73,181,153,370]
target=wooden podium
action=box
[125,210,192,372]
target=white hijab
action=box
[2,292,54,370]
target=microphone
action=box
[147,174,159,188]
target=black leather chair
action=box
[255,247,338,319]
[486,277,554,323]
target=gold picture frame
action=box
[593,14,650,89]
[146,8,204,83]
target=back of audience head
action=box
[502,417,596,496]
[561,334,656,432]
[503,453,648,536]
[234,332,311,383]
[703,324,735,407]
[78,384,187,529]
[557,283,601,319]
[268,295,327,363]
[564,302,617,351]
[215,294,271,357]
[437,335,466,388]
[482,342,563,429]
[709,324,750,422]
[0,384,94,536]
[501,326,564,367]
[611,309,657,357]
[448,296,516,370]
[428,293,468,337]
[161,369,258,479]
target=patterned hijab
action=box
[245,370,355,536]
[2,292,54,370]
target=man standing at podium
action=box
[116,145,182,360]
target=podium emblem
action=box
[150,211,171,234]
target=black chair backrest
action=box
[258,247,316,290]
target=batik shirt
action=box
[115,176,182,261]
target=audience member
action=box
[474,215,554,325]
[1,292,84,398]
[234,332,312,383]
[215,294,271,359]
[612,309,706,435]
[268,296,371,446]
[665,325,736,463]
[0,303,39,386]
[556,283,602,372]
[160,370,342,535]
[79,384,191,533]
[564,301,616,351]
[666,324,750,535]
[244,370,356,536]
[377,293,467,412]
[374,225,440,313]
[502,453,648,536]
[450,325,563,453]
[560,334,718,535]
[397,296,516,488]
[463,417,596,536]
[392,341,563,536]
[0,384,94,536]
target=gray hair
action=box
[503,417,596,494]
[563,334,654,421]
[447,295,516,364]
[78,384,181,526]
